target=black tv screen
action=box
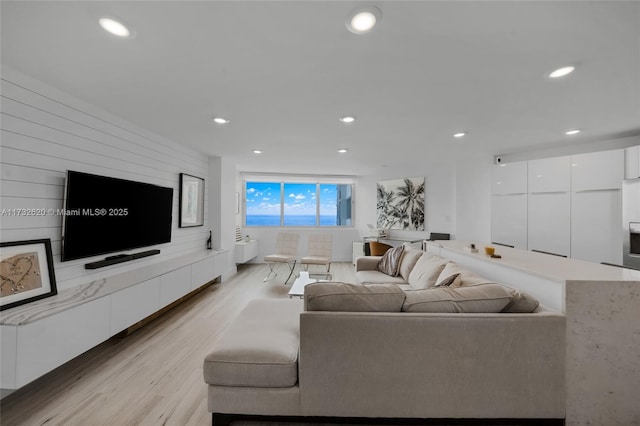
[61,171,173,261]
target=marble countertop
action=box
[0,249,228,326]
[428,240,640,283]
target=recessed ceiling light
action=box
[339,116,356,123]
[453,132,466,138]
[252,150,262,154]
[346,6,382,34]
[549,66,575,78]
[337,149,348,153]
[99,18,133,38]
[213,117,230,124]
[565,129,581,135]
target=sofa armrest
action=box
[299,311,565,419]
[355,256,382,272]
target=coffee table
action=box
[288,271,329,298]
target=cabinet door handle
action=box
[531,249,567,258]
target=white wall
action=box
[0,67,213,291]
[356,163,456,241]
[454,152,493,244]
[208,156,237,277]
[239,162,456,263]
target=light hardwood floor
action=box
[0,263,357,426]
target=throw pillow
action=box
[397,246,424,282]
[407,253,449,289]
[502,289,540,313]
[434,273,461,287]
[377,245,405,277]
[304,282,406,312]
[435,262,493,287]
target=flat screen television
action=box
[61,171,174,262]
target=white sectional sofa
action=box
[203,248,566,425]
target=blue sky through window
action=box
[245,181,343,227]
[245,182,281,226]
[284,183,316,226]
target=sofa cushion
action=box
[377,245,404,277]
[356,270,408,285]
[434,272,461,287]
[398,246,424,282]
[436,262,493,287]
[305,282,405,312]
[203,299,303,388]
[401,283,515,313]
[407,253,449,289]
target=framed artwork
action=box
[179,173,205,228]
[1,239,57,311]
[377,177,425,231]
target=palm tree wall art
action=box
[376,177,425,231]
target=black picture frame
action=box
[1,239,58,311]
[179,173,205,228]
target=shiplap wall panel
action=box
[1,68,210,291]
[2,80,206,170]
[1,163,66,184]
[1,180,65,200]
[1,128,178,183]
[1,145,185,190]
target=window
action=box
[320,184,352,226]
[245,182,281,227]
[284,183,316,226]
[244,179,353,227]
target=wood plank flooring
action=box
[0,263,357,426]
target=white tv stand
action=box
[0,249,229,397]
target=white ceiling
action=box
[2,1,639,175]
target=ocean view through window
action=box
[245,180,352,227]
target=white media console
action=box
[0,249,229,397]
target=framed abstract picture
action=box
[1,239,57,311]
[376,177,425,231]
[179,173,205,228]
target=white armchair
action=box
[300,233,332,278]
[263,232,299,284]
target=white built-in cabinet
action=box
[110,277,160,335]
[491,149,624,264]
[160,266,192,307]
[235,240,258,264]
[570,150,624,264]
[15,297,111,388]
[491,161,528,249]
[1,250,228,392]
[491,161,528,195]
[571,190,622,264]
[528,156,571,193]
[571,150,624,191]
[527,156,571,257]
